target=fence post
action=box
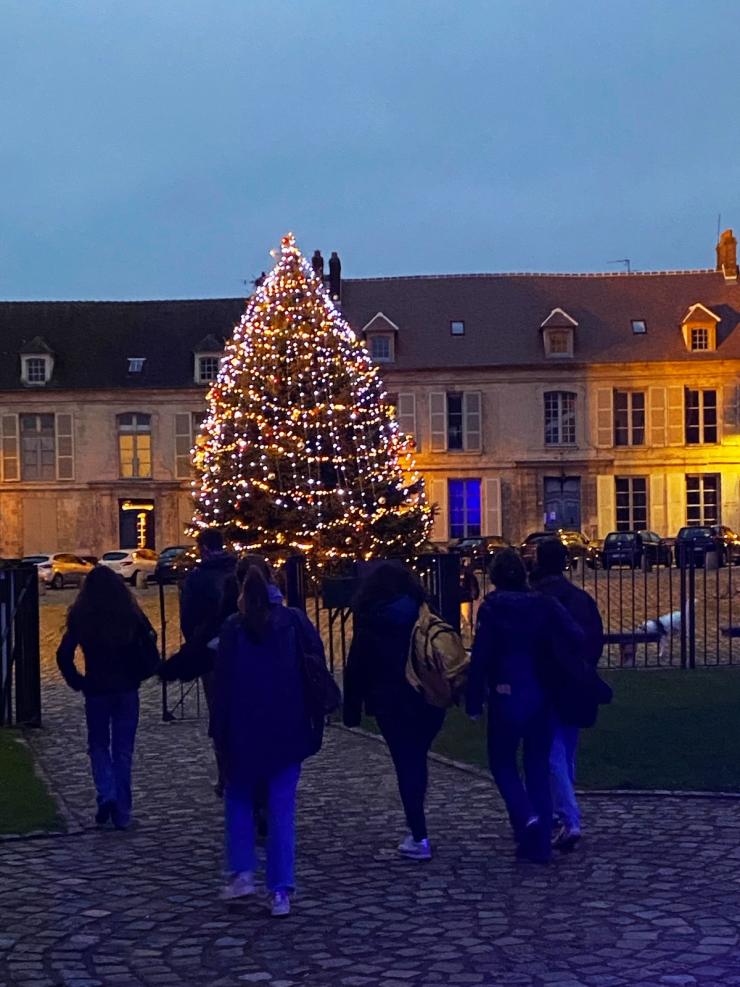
[285,555,307,611]
[687,553,696,670]
[437,553,462,633]
[15,565,41,727]
[159,579,172,722]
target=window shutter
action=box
[175,413,194,479]
[463,391,482,452]
[650,473,667,535]
[396,392,418,449]
[429,392,447,452]
[723,383,740,436]
[595,388,613,447]
[482,477,502,536]
[649,386,667,446]
[667,386,684,445]
[54,413,74,480]
[1,414,20,482]
[596,475,615,537]
[429,478,447,542]
[666,473,685,533]
[722,470,740,531]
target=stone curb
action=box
[331,722,740,801]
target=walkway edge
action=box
[331,722,740,801]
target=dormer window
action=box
[368,334,393,362]
[690,328,709,352]
[361,312,399,364]
[19,337,54,386]
[193,334,225,384]
[25,358,48,383]
[450,320,465,336]
[631,320,647,334]
[540,308,577,359]
[127,357,146,373]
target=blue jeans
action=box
[85,690,140,826]
[225,764,301,892]
[487,707,553,847]
[550,721,581,832]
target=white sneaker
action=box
[397,834,432,860]
[221,871,256,900]
[269,890,291,917]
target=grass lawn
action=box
[362,668,740,792]
[0,730,65,835]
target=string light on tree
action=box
[190,233,432,569]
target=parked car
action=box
[675,525,740,567]
[448,535,510,568]
[22,553,94,589]
[154,545,193,584]
[99,548,158,585]
[520,529,597,571]
[600,530,672,570]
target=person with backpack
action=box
[531,538,604,851]
[210,563,326,917]
[466,548,583,863]
[343,564,450,861]
[56,565,159,830]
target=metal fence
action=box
[154,547,739,720]
[0,561,41,727]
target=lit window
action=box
[197,356,221,383]
[543,328,573,357]
[127,357,146,373]
[450,320,465,336]
[25,358,48,384]
[117,413,152,479]
[544,391,576,445]
[631,320,647,334]
[690,327,709,351]
[448,479,481,539]
[368,335,392,361]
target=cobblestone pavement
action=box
[2,604,740,986]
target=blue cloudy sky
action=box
[2,0,739,299]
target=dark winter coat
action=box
[343,593,429,727]
[56,611,159,696]
[466,590,584,725]
[459,570,480,603]
[179,551,237,643]
[209,605,324,787]
[532,574,604,666]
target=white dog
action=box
[637,609,684,660]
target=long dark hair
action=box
[352,562,426,618]
[67,565,144,646]
[238,564,271,641]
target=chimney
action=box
[311,250,325,280]
[328,251,341,300]
[716,228,738,281]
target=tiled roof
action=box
[0,267,738,390]
[341,269,740,369]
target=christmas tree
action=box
[191,233,431,570]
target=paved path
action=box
[2,626,740,986]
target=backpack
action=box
[405,603,469,708]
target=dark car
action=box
[449,535,510,568]
[601,530,672,570]
[154,545,193,584]
[674,527,721,567]
[520,529,597,571]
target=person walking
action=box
[343,563,445,861]
[56,565,159,829]
[531,537,604,851]
[178,528,236,794]
[466,548,582,863]
[459,558,480,644]
[210,563,325,918]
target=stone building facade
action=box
[0,231,738,557]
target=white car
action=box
[23,553,94,590]
[99,549,158,585]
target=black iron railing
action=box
[0,561,41,727]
